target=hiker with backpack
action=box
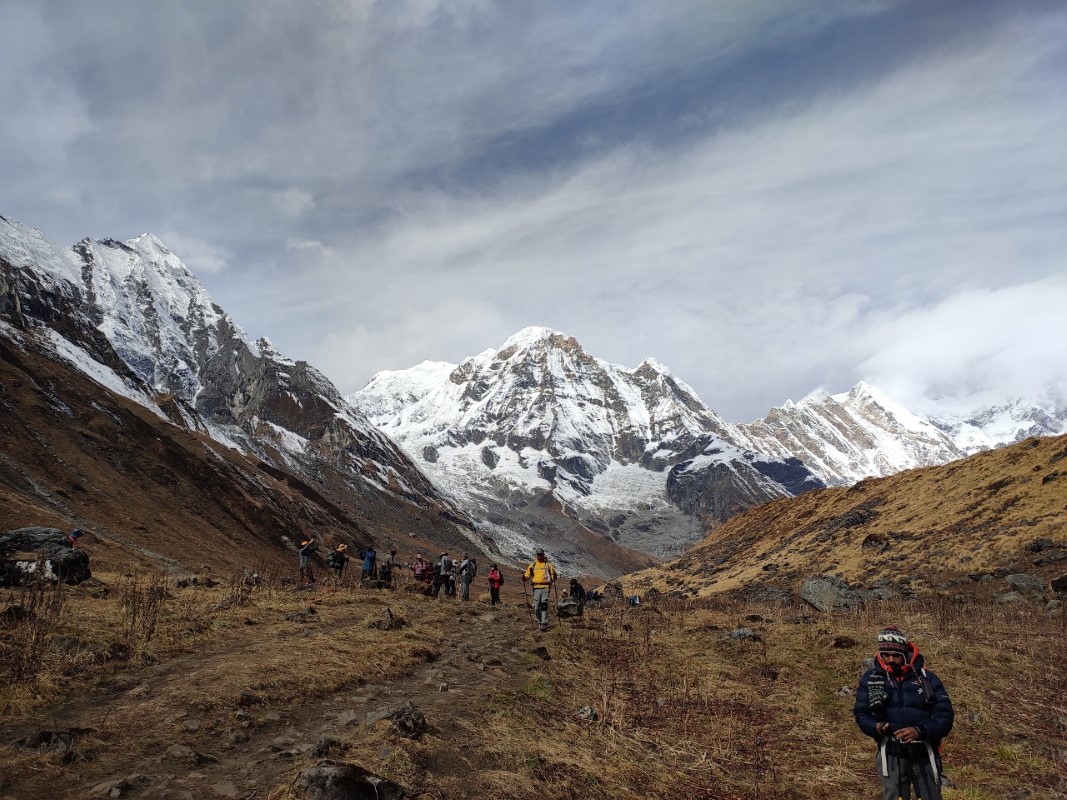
[522,549,557,631]
[327,544,349,581]
[411,553,430,584]
[854,626,954,800]
[567,577,587,615]
[458,554,477,601]
[432,553,453,598]
[487,564,504,606]
[298,537,318,585]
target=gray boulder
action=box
[291,760,404,800]
[0,527,91,586]
[800,575,872,613]
[1005,573,1046,599]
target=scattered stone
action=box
[335,710,362,728]
[832,635,857,649]
[438,682,449,692]
[576,705,599,722]
[391,705,427,739]
[181,719,201,732]
[209,781,240,798]
[835,686,855,697]
[309,738,345,759]
[365,707,397,726]
[528,646,552,661]
[1051,574,1067,594]
[724,627,761,642]
[291,760,405,800]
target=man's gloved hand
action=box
[867,672,888,716]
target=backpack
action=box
[327,552,340,568]
[463,559,478,579]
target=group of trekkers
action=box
[295,541,586,624]
[297,539,399,586]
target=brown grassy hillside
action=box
[627,435,1067,598]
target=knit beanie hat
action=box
[877,626,910,657]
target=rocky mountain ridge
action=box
[0,214,477,573]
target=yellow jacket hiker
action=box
[522,550,557,631]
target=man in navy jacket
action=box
[854,626,954,799]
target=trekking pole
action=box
[520,579,536,627]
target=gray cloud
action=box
[1,0,1064,420]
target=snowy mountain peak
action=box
[350,328,815,566]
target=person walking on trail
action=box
[68,528,84,548]
[298,538,318,585]
[327,544,349,581]
[361,546,377,580]
[487,564,504,606]
[458,554,477,601]
[854,626,954,800]
[380,548,397,586]
[522,549,557,631]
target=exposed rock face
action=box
[0,527,91,585]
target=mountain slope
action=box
[628,433,1067,598]
[352,327,820,572]
[0,214,476,572]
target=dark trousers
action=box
[490,587,500,605]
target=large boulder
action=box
[800,575,873,613]
[0,527,91,586]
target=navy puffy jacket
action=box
[854,648,954,744]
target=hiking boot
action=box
[538,623,548,631]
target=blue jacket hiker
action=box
[854,626,954,800]
[361,547,377,579]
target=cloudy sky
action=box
[2,0,1064,421]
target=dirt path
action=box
[2,593,559,800]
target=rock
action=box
[1005,573,1046,598]
[576,705,599,721]
[528,646,551,661]
[835,686,855,697]
[365,707,397,725]
[800,575,872,612]
[291,760,405,800]
[210,781,240,798]
[1051,574,1067,594]
[832,635,857,649]
[309,738,345,759]
[0,527,91,586]
[996,591,1024,604]
[724,627,761,642]
[368,607,406,631]
[391,705,427,739]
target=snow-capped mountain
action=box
[732,383,1067,487]
[0,214,470,545]
[351,327,820,568]
[730,383,968,487]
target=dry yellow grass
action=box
[1,572,1065,799]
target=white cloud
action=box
[159,231,229,274]
[857,278,1067,410]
